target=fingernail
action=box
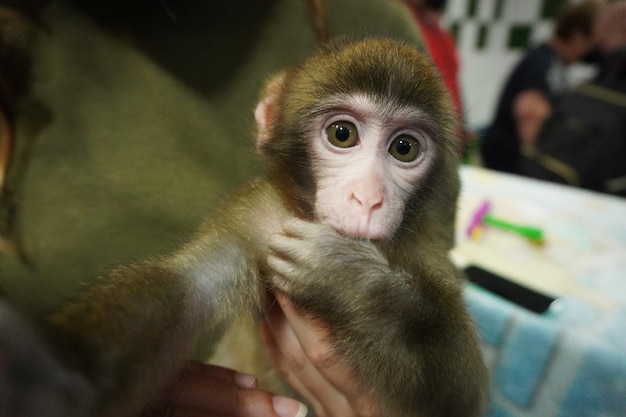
[272,396,308,417]
[234,372,258,389]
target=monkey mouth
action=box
[316,212,394,241]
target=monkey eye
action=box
[389,135,422,162]
[325,121,359,148]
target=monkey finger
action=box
[280,218,339,243]
[267,232,320,269]
[266,254,299,285]
[267,234,300,260]
[279,218,317,238]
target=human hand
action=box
[141,360,308,417]
[514,89,551,151]
[260,291,378,417]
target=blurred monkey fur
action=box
[30,38,487,417]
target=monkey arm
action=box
[45,236,261,417]
[46,260,197,416]
[45,262,214,416]
[267,218,487,417]
[44,179,286,417]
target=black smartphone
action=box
[464,265,556,314]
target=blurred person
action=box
[481,1,602,174]
[520,0,626,196]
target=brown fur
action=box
[46,38,487,417]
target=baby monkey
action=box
[46,38,488,417]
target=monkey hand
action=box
[267,217,393,322]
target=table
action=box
[454,166,626,417]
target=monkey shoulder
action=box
[203,178,289,249]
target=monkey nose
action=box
[351,186,384,213]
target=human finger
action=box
[148,361,307,417]
[262,295,356,417]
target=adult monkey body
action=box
[47,38,488,417]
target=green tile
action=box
[467,0,478,18]
[449,21,461,43]
[508,25,532,49]
[540,0,568,19]
[493,0,505,19]
[476,24,489,50]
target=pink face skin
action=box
[311,95,434,241]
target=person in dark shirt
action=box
[481,1,601,174]
[520,1,626,196]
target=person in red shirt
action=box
[405,0,462,115]
[402,0,468,153]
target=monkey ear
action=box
[254,71,287,154]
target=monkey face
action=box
[311,94,434,240]
[257,38,458,244]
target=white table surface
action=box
[453,165,626,417]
